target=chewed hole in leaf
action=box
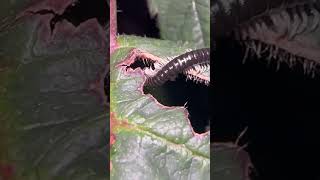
[144,75,210,133]
[27,0,107,33]
[123,50,210,133]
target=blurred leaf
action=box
[110,35,210,180]
[0,0,30,22]
[212,143,253,180]
[146,0,210,48]
[0,3,108,180]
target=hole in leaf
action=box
[144,74,210,133]
[124,53,210,133]
[29,0,107,33]
[61,0,107,26]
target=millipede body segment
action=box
[213,0,320,76]
[145,48,210,86]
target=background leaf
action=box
[212,143,253,180]
[0,2,108,179]
[146,0,210,48]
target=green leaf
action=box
[0,7,108,180]
[146,0,210,48]
[110,35,210,180]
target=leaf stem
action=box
[110,0,118,54]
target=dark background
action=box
[117,0,210,134]
[213,38,320,180]
[117,0,159,38]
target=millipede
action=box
[213,0,320,76]
[144,48,210,86]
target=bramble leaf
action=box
[110,35,210,180]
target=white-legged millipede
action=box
[145,48,210,86]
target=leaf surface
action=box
[110,35,210,180]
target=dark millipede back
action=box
[145,48,210,86]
